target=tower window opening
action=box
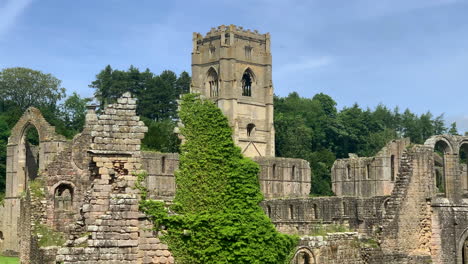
[366,164,371,180]
[247,123,255,137]
[272,164,277,179]
[244,46,252,59]
[207,68,219,97]
[241,71,252,97]
[291,165,296,180]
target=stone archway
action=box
[1,107,67,255]
[292,247,316,264]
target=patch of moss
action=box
[29,178,45,199]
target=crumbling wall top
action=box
[193,24,270,40]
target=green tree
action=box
[141,94,297,264]
[0,67,65,112]
[448,122,459,135]
[60,92,92,136]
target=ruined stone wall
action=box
[261,196,388,236]
[141,152,178,200]
[292,233,365,264]
[332,139,409,197]
[379,146,435,259]
[254,157,311,199]
[0,204,4,254]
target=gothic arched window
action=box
[241,69,254,97]
[207,68,219,97]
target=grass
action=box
[0,256,20,264]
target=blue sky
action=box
[1,0,468,132]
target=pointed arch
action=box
[241,68,255,97]
[206,67,219,97]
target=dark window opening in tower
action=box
[242,71,252,96]
[161,156,166,173]
[247,123,255,137]
[289,204,294,219]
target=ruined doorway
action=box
[293,249,315,264]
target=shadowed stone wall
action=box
[332,139,409,197]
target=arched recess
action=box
[457,227,468,264]
[292,247,316,264]
[206,67,219,97]
[460,142,468,192]
[241,68,255,97]
[54,183,74,210]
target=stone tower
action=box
[191,25,275,157]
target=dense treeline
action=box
[0,66,464,197]
[274,92,463,195]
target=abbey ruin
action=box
[0,25,467,264]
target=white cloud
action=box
[0,0,33,38]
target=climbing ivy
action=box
[140,94,297,264]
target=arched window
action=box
[434,141,450,194]
[23,125,40,183]
[241,69,254,97]
[247,123,255,137]
[161,156,166,173]
[390,155,395,181]
[55,184,73,210]
[207,68,219,97]
[292,165,296,180]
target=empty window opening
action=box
[289,205,294,219]
[207,68,219,97]
[366,164,371,180]
[247,123,255,137]
[460,144,468,191]
[244,46,252,59]
[161,156,166,173]
[347,164,351,180]
[313,204,318,219]
[292,165,296,180]
[434,141,449,194]
[272,164,277,179]
[241,69,253,97]
[0,231,3,241]
[267,205,272,218]
[342,201,347,216]
[55,184,73,210]
[23,126,40,184]
[390,155,395,181]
